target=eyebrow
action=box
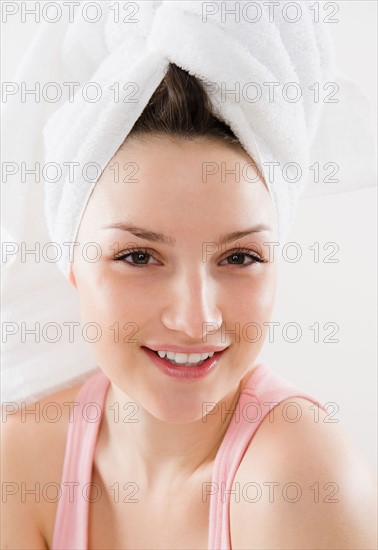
[102,222,271,246]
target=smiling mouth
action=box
[149,349,211,367]
[141,346,227,380]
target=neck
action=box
[101,369,254,490]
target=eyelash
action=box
[113,247,267,269]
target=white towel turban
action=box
[1,1,376,405]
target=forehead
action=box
[82,135,275,233]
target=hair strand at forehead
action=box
[125,62,263,181]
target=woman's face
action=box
[71,135,278,422]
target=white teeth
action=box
[174,353,189,365]
[193,353,204,362]
[156,350,215,364]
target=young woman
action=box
[2,63,376,550]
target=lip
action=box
[142,346,227,380]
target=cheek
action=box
[229,268,277,344]
[75,266,154,346]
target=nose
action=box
[160,267,223,340]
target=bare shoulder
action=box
[1,382,84,549]
[1,381,85,459]
[231,397,377,550]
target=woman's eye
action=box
[114,249,158,267]
[114,248,265,268]
[221,250,265,267]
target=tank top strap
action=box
[207,363,327,550]
[51,369,110,550]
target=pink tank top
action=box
[51,363,327,549]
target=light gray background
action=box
[2,1,377,470]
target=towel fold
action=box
[1,0,376,405]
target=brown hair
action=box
[128,62,241,147]
[126,62,264,183]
